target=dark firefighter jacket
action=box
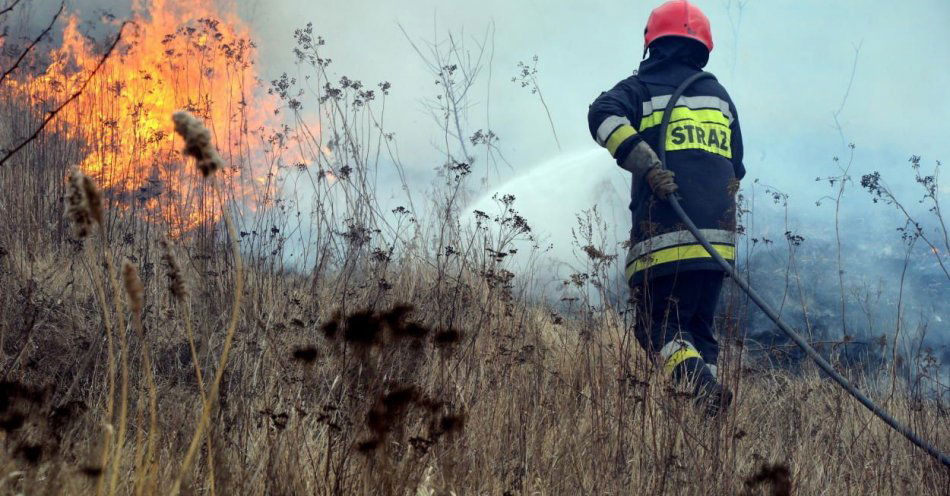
[587,38,745,286]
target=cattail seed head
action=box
[66,168,92,239]
[81,174,104,226]
[172,111,222,178]
[159,236,188,301]
[122,260,144,317]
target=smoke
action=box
[236,0,950,363]
[26,1,948,366]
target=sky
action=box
[240,0,950,159]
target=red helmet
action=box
[644,0,714,53]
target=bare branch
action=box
[0,21,129,168]
[0,0,23,18]
[832,41,863,147]
[0,1,66,86]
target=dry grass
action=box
[0,216,946,494]
[0,17,946,496]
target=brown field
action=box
[0,5,947,495]
[1,160,947,494]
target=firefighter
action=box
[588,0,744,415]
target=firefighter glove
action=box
[646,166,678,200]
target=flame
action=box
[9,0,280,235]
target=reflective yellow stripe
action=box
[665,121,732,159]
[605,124,637,157]
[663,348,702,375]
[638,107,730,131]
[636,107,733,159]
[625,243,735,280]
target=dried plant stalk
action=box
[66,168,93,238]
[121,261,159,495]
[82,173,104,226]
[170,110,244,496]
[160,236,188,301]
[62,168,117,496]
[161,233,216,488]
[122,261,144,318]
[172,111,223,177]
[106,255,129,496]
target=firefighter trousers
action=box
[633,270,724,366]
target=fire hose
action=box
[655,71,950,468]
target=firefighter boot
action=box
[664,341,732,417]
[692,368,733,417]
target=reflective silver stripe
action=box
[625,229,736,265]
[641,95,734,124]
[659,338,697,361]
[596,115,632,146]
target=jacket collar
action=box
[637,38,708,86]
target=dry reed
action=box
[168,111,244,496]
[0,22,945,496]
[171,111,223,178]
[65,168,94,239]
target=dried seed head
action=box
[433,328,462,347]
[291,346,318,363]
[80,465,104,478]
[438,413,465,434]
[50,400,86,432]
[65,168,92,239]
[0,412,25,433]
[122,260,144,317]
[159,236,188,301]
[15,443,42,464]
[343,310,383,346]
[81,174,104,226]
[172,111,222,177]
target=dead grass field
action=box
[0,194,947,494]
[0,10,946,494]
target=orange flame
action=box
[10,0,280,235]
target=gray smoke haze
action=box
[238,0,950,368]
[240,0,950,175]
[49,0,948,220]
[236,0,949,251]
[28,1,949,363]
